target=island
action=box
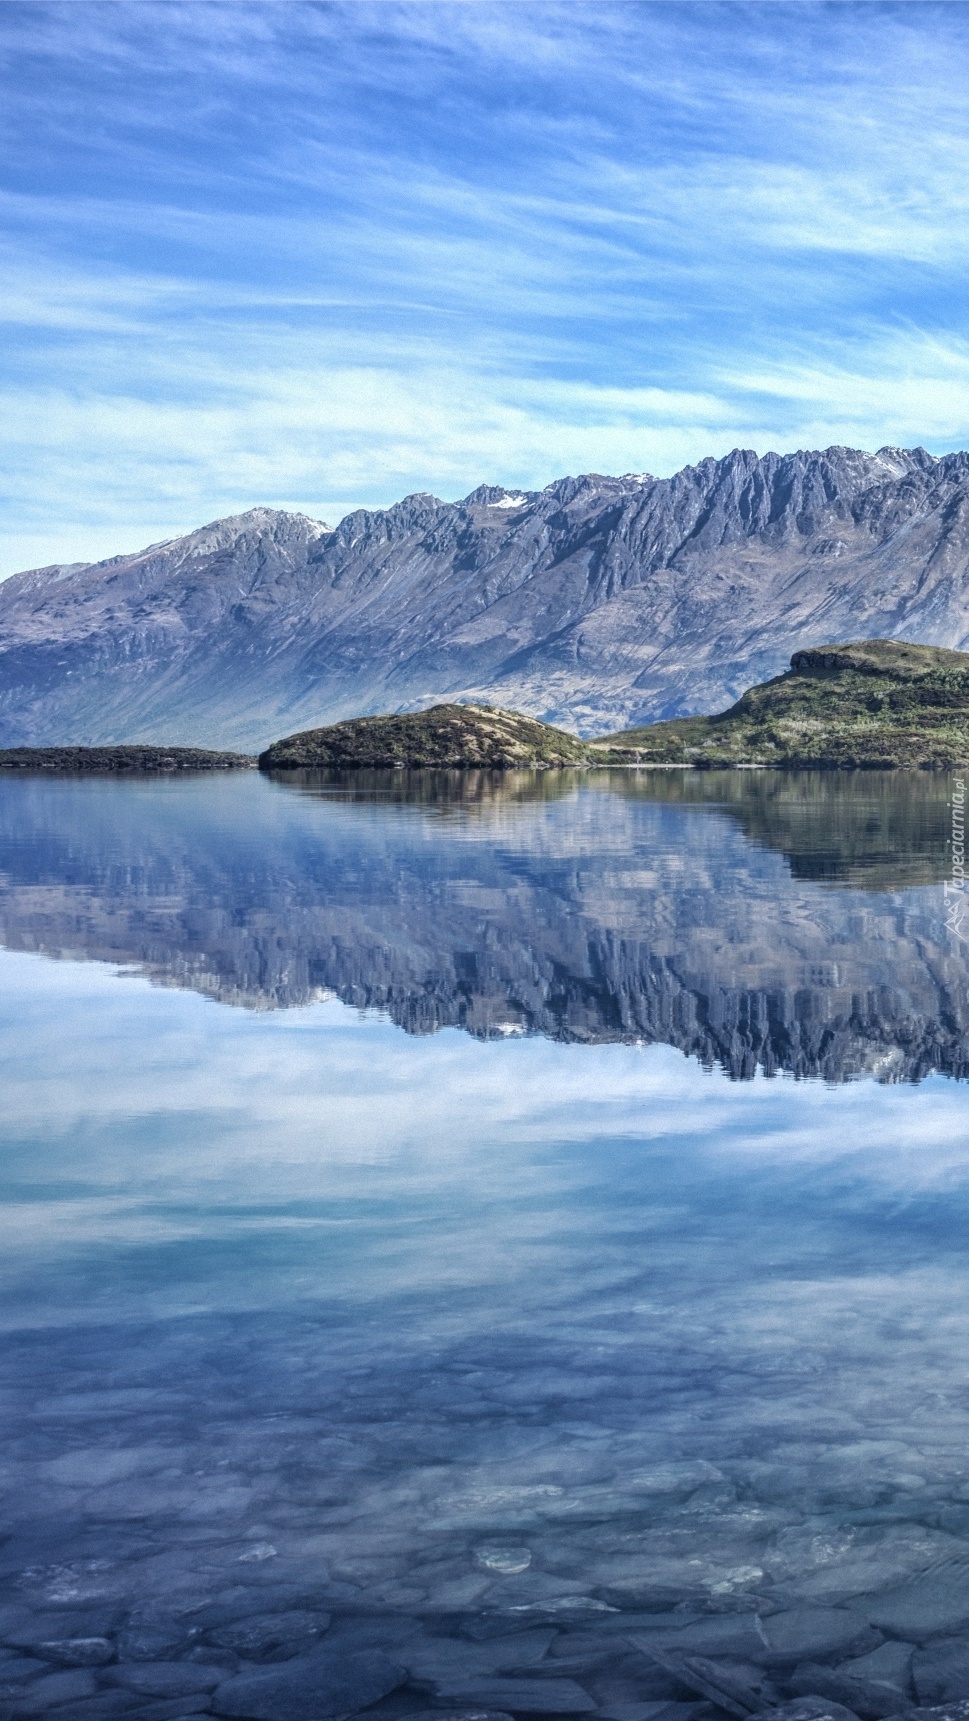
[0,746,255,773]
[259,640,969,771]
[258,703,589,768]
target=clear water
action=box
[0,768,968,1721]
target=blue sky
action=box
[3,1,969,574]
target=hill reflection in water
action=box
[0,766,965,1082]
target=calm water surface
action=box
[1,768,968,1721]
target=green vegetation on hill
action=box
[590,640,969,769]
[258,703,588,769]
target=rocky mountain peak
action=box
[460,484,533,508]
[160,507,332,564]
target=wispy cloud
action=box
[2,1,969,571]
[724,332,969,436]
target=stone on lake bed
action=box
[206,1607,330,1655]
[769,1701,863,1721]
[790,1661,906,1718]
[842,1643,915,1692]
[868,1574,969,1643]
[402,1712,514,1721]
[43,1695,211,1721]
[670,1652,780,1714]
[116,1607,196,1661]
[913,1641,969,1705]
[3,1610,122,1651]
[597,1706,706,1721]
[37,1637,115,1666]
[405,1627,555,1684]
[0,1656,51,1683]
[211,1647,407,1719]
[760,1607,880,1665]
[433,1677,598,1712]
[1,1667,98,1712]
[105,1659,226,1694]
[475,1546,532,1574]
[883,1705,969,1721]
[631,1619,767,1665]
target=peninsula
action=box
[594,639,969,769]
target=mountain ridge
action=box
[4,444,969,750]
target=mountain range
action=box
[3,443,969,750]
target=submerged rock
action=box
[790,1662,905,1718]
[843,1642,915,1693]
[868,1575,969,1644]
[2,1667,98,1711]
[760,1608,881,1666]
[105,1659,225,1694]
[769,1700,863,1721]
[880,1704,969,1721]
[205,1607,330,1658]
[432,1676,598,1712]
[913,1641,969,1706]
[37,1638,114,1667]
[211,1647,406,1720]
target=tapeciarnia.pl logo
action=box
[944,775,966,937]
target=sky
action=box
[3,1,969,575]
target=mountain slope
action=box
[4,446,969,749]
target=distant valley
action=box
[3,444,969,750]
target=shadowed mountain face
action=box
[0,768,965,1082]
[3,446,969,748]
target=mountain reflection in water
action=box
[4,767,969,1717]
[0,767,964,1082]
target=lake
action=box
[0,766,968,1721]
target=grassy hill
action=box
[258,703,588,769]
[590,640,969,768]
